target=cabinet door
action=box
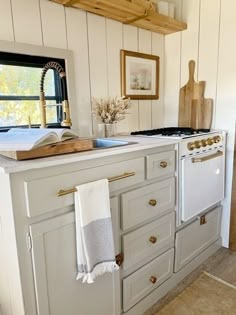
[29,198,120,315]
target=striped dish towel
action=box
[74,178,119,284]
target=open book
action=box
[0,128,78,151]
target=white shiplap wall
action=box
[165,0,235,247]
[0,0,165,136]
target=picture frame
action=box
[120,49,159,100]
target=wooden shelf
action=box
[51,0,187,35]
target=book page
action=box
[0,128,79,151]
[0,129,58,151]
[47,129,78,141]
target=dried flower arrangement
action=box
[92,96,132,124]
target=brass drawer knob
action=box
[149,199,157,206]
[150,276,157,284]
[160,161,168,168]
[115,253,124,267]
[149,236,157,244]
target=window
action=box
[0,52,66,129]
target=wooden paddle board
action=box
[0,138,93,160]
[178,60,201,127]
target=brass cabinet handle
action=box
[199,215,207,225]
[57,172,136,197]
[149,199,157,206]
[160,161,168,168]
[192,150,223,163]
[150,276,157,284]
[108,172,136,182]
[149,236,157,244]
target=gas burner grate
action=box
[131,127,210,136]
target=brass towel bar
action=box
[57,172,136,197]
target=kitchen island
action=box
[0,136,221,315]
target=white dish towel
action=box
[74,178,119,284]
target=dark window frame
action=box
[0,52,66,130]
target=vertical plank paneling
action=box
[87,13,108,98]
[11,0,42,45]
[123,25,139,132]
[215,0,236,247]
[164,0,182,127]
[151,32,165,128]
[138,28,152,130]
[198,0,220,127]
[164,33,181,127]
[87,13,108,135]
[0,0,14,41]
[106,19,122,96]
[66,8,91,136]
[40,0,67,49]
[181,0,200,85]
[106,19,128,133]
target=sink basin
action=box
[92,138,137,149]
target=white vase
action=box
[105,123,116,137]
[97,123,106,138]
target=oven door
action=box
[181,149,224,222]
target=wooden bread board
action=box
[179,60,201,127]
[0,138,93,160]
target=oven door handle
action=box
[192,150,223,163]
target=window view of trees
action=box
[0,65,58,127]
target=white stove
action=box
[131,127,226,226]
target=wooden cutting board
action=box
[201,98,213,129]
[178,60,201,127]
[0,138,93,160]
[191,81,205,129]
[191,81,213,129]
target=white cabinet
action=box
[0,142,177,315]
[120,151,176,313]
[123,248,174,312]
[30,200,120,315]
[122,212,175,271]
[175,207,221,272]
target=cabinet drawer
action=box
[146,150,175,180]
[121,178,175,230]
[122,212,175,271]
[123,248,174,312]
[24,157,144,217]
[175,207,221,272]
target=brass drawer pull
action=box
[192,150,223,163]
[108,172,136,182]
[149,199,157,206]
[160,161,168,168]
[200,215,207,225]
[150,276,157,284]
[149,236,157,244]
[57,172,136,196]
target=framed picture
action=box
[120,49,159,100]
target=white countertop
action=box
[0,136,178,174]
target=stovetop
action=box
[131,127,211,138]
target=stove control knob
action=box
[194,140,202,149]
[187,142,195,151]
[207,137,214,145]
[213,135,221,143]
[201,139,208,147]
